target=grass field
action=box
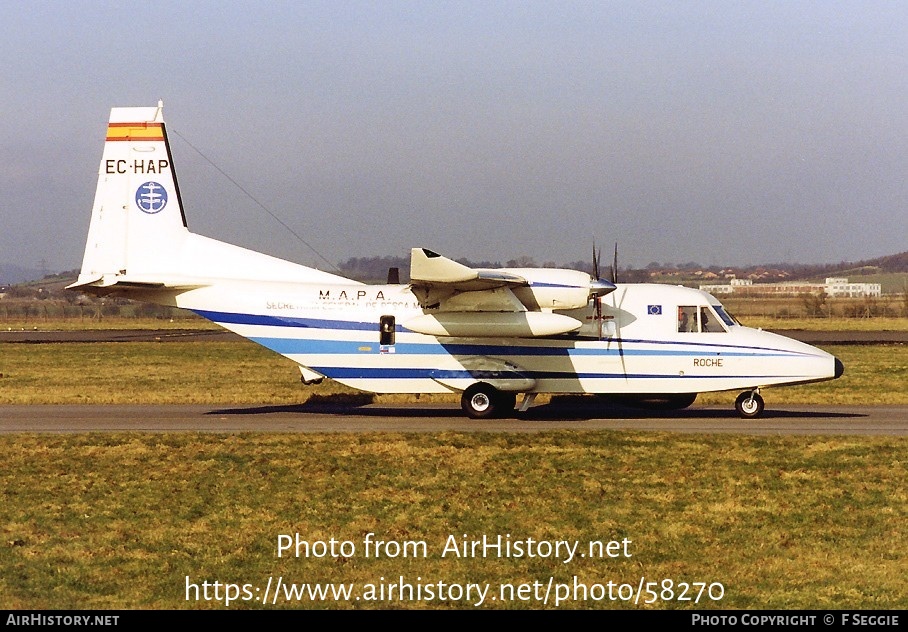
[1,431,905,609]
[1,340,906,406]
[1,336,905,610]
[1,316,219,331]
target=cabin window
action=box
[379,315,396,346]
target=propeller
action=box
[589,243,616,296]
[593,245,602,338]
[590,242,617,339]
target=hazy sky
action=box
[2,1,907,273]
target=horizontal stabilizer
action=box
[66,274,206,296]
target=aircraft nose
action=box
[834,357,845,379]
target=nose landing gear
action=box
[735,389,765,419]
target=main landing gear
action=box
[460,383,519,419]
[734,389,765,419]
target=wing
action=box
[406,248,615,337]
[409,248,528,309]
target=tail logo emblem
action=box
[135,182,168,214]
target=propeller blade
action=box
[611,242,619,284]
[592,243,601,280]
[595,294,602,339]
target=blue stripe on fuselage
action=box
[309,366,803,381]
[193,309,816,357]
[249,336,794,359]
[193,309,378,331]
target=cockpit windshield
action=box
[712,304,737,327]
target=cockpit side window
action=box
[678,306,697,332]
[700,307,713,332]
[678,305,727,333]
[700,306,727,333]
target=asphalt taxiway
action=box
[1,402,906,435]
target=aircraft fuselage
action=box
[127,279,841,399]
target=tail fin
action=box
[70,103,353,293]
[72,102,190,286]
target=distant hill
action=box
[869,251,908,272]
[6,250,907,290]
[0,263,45,285]
[760,251,908,279]
[335,251,908,285]
[337,256,410,284]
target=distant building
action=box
[821,277,884,298]
[700,277,881,298]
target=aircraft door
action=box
[379,315,396,347]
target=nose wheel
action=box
[735,390,764,419]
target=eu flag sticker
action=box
[647,305,662,315]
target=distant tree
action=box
[802,291,828,317]
[564,260,593,275]
[337,256,409,283]
[505,256,537,267]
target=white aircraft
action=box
[69,103,844,419]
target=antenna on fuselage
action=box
[387,266,400,284]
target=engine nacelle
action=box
[403,311,582,337]
[499,268,593,310]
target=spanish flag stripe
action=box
[105,123,165,141]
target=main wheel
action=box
[461,383,500,419]
[735,391,765,419]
